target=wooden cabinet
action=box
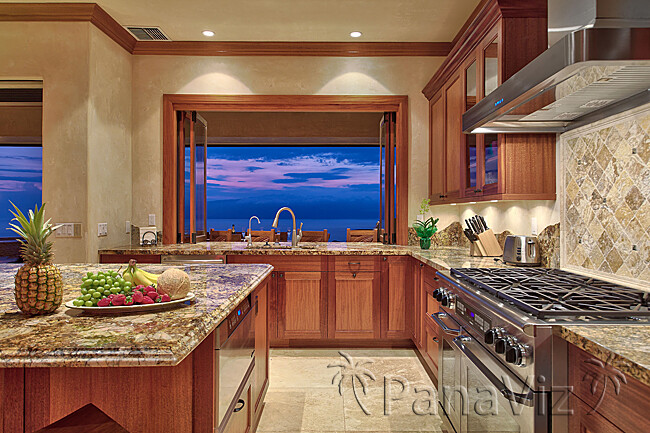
[277,271,327,340]
[569,395,623,433]
[425,1,555,205]
[423,322,440,373]
[381,256,412,340]
[412,260,425,348]
[328,270,381,339]
[417,266,441,379]
[568,344,650,433]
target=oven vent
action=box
[125,26,171,41]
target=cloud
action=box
[206,153,378,191]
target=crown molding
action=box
[1,3,451,57]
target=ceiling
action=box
[6,0,481,42]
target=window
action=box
[0,146,42,232]
[206,146,380,241]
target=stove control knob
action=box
[495,335,516,354]
[433,288,441,298]
[436,289,446,302]
[484,327,505,345]
[441,292,455,307]
[506,343,532,367]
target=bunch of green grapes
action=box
[72,270,133,307]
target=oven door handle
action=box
[452,336,535,407]
[430,312,461,334]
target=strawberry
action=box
[155,296,163,303]
[161,294,171,302]
[97,297,111,307]
[135,285,145,292]
[111,294,126,306]
[140,296,155,305]
[146,292,158,300]
[124,296,134,306]
[132,291,144,303]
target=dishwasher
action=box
[216,295,255,432]
[160,254,225,265]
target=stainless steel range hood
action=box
[463,0,650,134]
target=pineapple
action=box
[8,202,63,315]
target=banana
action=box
[133,268,156,287]
[138,269,160,284]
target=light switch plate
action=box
[148,214,156,226]
[98,223,108,237]
[531,217,538,236]
[55,223,82,238]
[126,221,131,234]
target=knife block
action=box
[469,229,503,257]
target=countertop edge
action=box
[0,265,274,368]
[554,325,650,388]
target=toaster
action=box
[503,235,541,266]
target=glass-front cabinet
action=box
[461,28,501,198]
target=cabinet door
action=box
[424,322,440,373]
[444,74,463,200]
[462,56,481,197]
[569,395,624,433]
[329,271,380,339]
[253,281,269,420]
[381,256,411,340]
[429,92,446,202]
[277,271,327,340]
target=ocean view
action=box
[208,218,378,242]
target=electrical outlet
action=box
[531,217,538,236]
[98,223,108,237]
[126,221,131,234]
[148,214,156,226]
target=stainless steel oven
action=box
[453,332,535,433]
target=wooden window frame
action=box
[162,95,409,245]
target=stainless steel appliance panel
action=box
[217,301,255,428]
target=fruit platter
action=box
[65,259,194,313]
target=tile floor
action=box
[256,348,449,433]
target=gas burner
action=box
[450,268,650,320]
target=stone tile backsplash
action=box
[561,105,650,284]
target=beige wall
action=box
[0,23,132,263]
[0,22,90,263]
[86,26,133,258]
[131,55,444,228]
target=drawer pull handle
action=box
[234,399,245,412]
[348,262,361,265]
[352,272,357,278]
[432,337,439,343]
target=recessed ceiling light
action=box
[202,30,215,37]
[350,31,362,38]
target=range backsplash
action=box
[561,104,649,284]
[408,222,560,268]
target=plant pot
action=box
[419,237,431,250]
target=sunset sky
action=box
[0,147,42,234]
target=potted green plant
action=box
[413,216,439,249]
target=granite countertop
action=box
[555,325,650,387]
[0,263,272,368]
[100,242,511,270]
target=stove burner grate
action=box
[450,268,650,319]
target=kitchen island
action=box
[0,263,272,432]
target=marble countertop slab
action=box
[99,242,511,270]
[555,325,650,387]
[0,263,272,368]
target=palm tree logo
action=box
[582,354,627,413]
[328,351,376,415]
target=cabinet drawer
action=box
[334,256,378,273]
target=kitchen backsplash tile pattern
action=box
[561,105,650,284]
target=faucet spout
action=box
[272,207,301,247]
[246,215,261,247]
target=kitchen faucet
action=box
[272,207,302,247]
[245,215,261,247]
